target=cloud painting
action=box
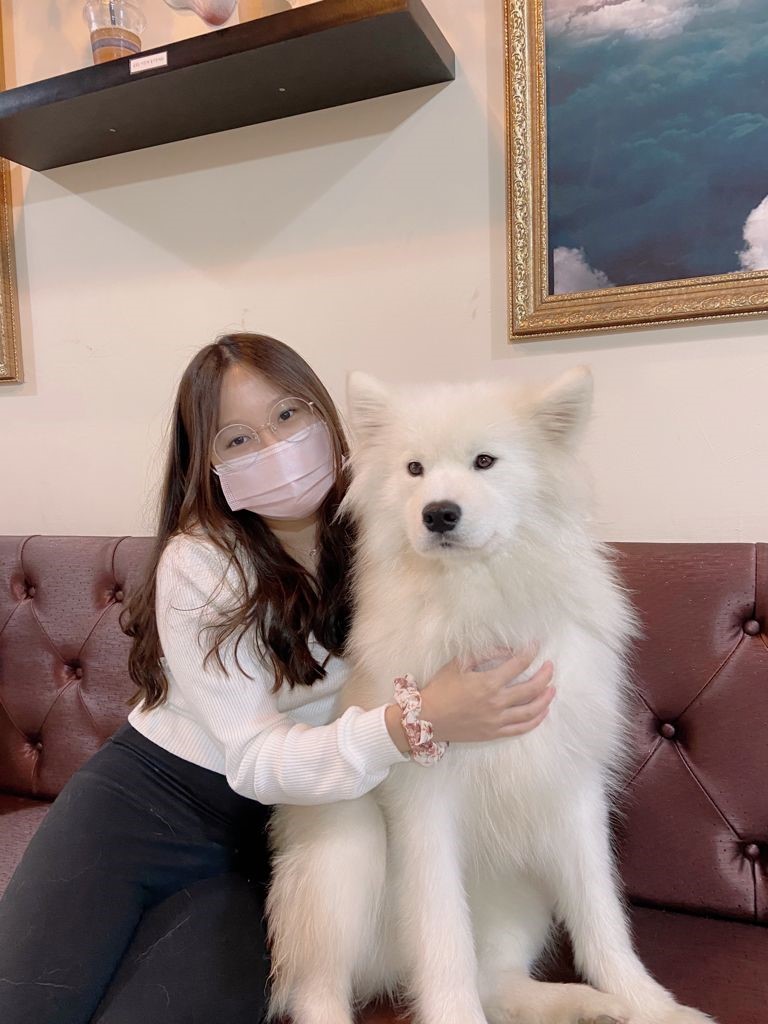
[545,0,768,292]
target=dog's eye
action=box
[474,454,496,470]
[407,461,424,477]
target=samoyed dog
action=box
[266,369,713,1024]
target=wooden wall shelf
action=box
[0,0,454,171]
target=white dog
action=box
[266,369,714,1024]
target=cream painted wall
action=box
[1,0,766,540]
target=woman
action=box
[0,334,555,1024]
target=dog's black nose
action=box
[422,502,462,534]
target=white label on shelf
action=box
[130,52,169,75]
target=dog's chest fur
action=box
[340,545,631,875]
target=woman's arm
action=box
[154,535,409,806]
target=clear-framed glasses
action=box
[213,396,318,464]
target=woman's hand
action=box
[416,649,555,744]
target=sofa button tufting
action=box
[744,843,761,860]
[743,619,761,636]
[660,722,677,739]
[75,666,84,680]
[35,741,43,752]
[26,584,36,598]
[114,589,124,603]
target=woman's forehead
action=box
[217,364,285,425]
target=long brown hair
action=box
[121,333,355,709]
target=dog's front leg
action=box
[384,771,486,1024]
[550,785,715,1024]
[266,798,387,1024]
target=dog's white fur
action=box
[265,370,714,1024]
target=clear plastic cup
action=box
[83,1,145,65]
[238,0,291,22]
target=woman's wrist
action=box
[392,675,449,765]
[417,687,441,742]
[384,701,412,753]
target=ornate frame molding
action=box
[504,0,768,340]
[0,9,21,384]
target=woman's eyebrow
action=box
[217,395,293,430]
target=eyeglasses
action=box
[213,396,318,464]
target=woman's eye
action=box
[474,454,496,470]
[407,461,424,477]
[278,408,295,422]
[229,435,249,449]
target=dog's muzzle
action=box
[422,501,462,534]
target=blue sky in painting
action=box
[545,0,768,291]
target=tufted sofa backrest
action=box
[614,543,767,926]
[0,537,766,925]
[0,536,153,800]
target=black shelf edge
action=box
[0,0,454,170]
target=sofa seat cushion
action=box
[628,906,767,1024]
[0,793,51,895]
[354,905,768,1024]
[542,905,767,1024]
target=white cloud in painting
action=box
[738,195,768,271]
[552,246,614,293]
[545,0,699,41]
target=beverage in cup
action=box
[83,1,145,65]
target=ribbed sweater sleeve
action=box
[154,534,408,805]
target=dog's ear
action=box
[346,372,392,441]
[530,366,593,446]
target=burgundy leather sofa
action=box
[1,536,766,1023]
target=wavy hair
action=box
[121,333,354,708]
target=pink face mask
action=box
[213,421,336,520]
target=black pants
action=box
[0,723,273,1024]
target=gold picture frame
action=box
[504,0,768,340]
[0,9,21,384]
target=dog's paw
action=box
[487,984,633,1024]
[629,1002,715,1024]
[558,987,632,1024]
[577,1016,629,1024]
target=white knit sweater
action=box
[128,531,408,805]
